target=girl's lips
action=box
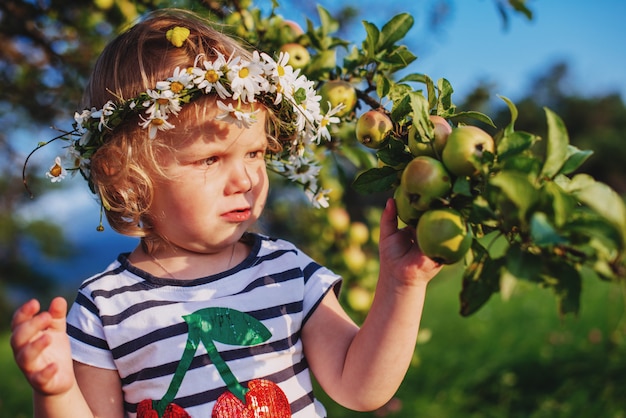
[222,208,251,222]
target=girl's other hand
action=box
[10,297,75,396]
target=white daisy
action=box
[45,156,67,183]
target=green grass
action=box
[319,265,626,417]
[2,266,625,417]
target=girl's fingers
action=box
[379,198,399,242]
[48,297,67,318]
[10,299,41,330]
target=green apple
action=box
[327,206,351,233]
[394,186,422,227]
[346,285,374,312]
[416,208,472,264]
[408,115,452,157]
[348,222,370,245]
[318,80,357,117]
[356,110,393,149]
[442,125,495,177]
[279,43,311,69]
[400,156,452,211]
[279,19,304,43]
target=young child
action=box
[10,8,441,418]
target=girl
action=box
[11,9,441,418]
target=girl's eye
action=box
[202,156,219,166]
[248,150,265,159]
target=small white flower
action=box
[157,66,194,93]
[306,188,331,208]
[192,53,231,99]
[45,156,67,183]
[145,89,182,116]
[139,109,175,139]
[215,101,259,129]
[284,154,322,185]
[312,102,344,143]
[228,52,268,103]
[66,143,89,174]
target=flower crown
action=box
[24,27,344,218]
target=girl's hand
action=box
[10,297,76,396]
[378,198,442,287]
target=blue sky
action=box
[279,0,626,102]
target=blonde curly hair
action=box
[84,9,283,244]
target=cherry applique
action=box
[134,307,292,418]
[212,379,291,418]
[137,400,191,418]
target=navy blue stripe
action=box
[237,268,302,294]
[100,299,180,326]
[73,292,99,317]
[78,263,126,291]
[67,324,110,350]
[303,261,323,284]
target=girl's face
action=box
[148,106,270,255]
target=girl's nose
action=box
[225,162,252,194]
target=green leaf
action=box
[460,243,502,316]
[496,130,538,161]
[546,261,581,316]
[504,244,543,283]
[540,107,570,180]
[568,174,626,248]
[378,13,414,51]
[377,137,412,168]
[529,212,567,246]
[375,74,392,100]
[409,91,431,141]
[541,181,576,227]
[450,111,496,127]
[436,78,456,117]
[559,144,594,175]
[317,5,339,35]
[362,20,380,57]
[390,93,412,123]
[489,171,538,223]
[498,95,518,136]
[352,166,398,194]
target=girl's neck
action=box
[129,240,245,280]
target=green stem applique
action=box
[152,307,272,416]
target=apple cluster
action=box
[393,116,496,264]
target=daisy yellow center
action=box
[239,67,249,78]
[152,118,165,126]
[170,81,184,94]
[277,66,285,77]
[50,163,63,177]
[205,70,219,83]
[157,98,169,105]
[320,118,329,128]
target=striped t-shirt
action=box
[66,233,342,417]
